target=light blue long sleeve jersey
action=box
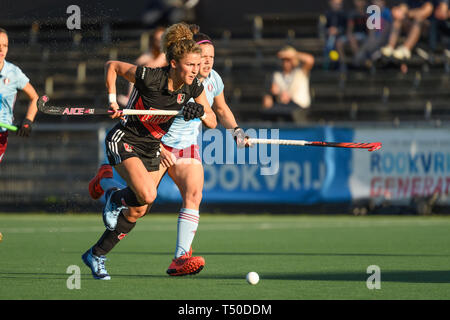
[161,69,224,149]
[0,60,30,132]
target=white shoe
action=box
[102,188,125,231]
[393,46,411,60]
[380,46,394,57]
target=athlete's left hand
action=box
[16,119,33,137]
[183,102,204,121]
[232,127,251,148]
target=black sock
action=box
[92,212,136,256]
[111,187,144,207]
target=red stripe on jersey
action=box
[134,97,171,139]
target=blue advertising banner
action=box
[98,125,450,206]
[156,126,354,204]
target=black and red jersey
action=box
[121,65,204,140]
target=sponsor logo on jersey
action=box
[123,143,133,152]
[117,233,127,240]
[177,93,185,104]
[208,83,213,92]
[3,78,10,85]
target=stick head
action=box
[37,95,66,115]
[37,95,49,112]
[368,142,382,152]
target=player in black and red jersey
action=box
[82,22,217,280]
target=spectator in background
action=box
[135,26,167,68]
[429,0,449,53]
[323,0,348,70]
[335,0,369,71]
[438,1,450,60]
[262,46,314,122]
[380,0,435,60]
[353,0,393,68]
[434,0,449,21]
[117,26,167,107]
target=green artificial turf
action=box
[0,213,449,300]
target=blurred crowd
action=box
[322,0,450,71]
[262,0,449,121]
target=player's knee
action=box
[184,188,202,207]
[136,188,157,205]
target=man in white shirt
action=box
[263,46,314,122]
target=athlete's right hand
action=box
[108,102,124,120]
[160,144,177,168]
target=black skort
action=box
[105,123,160,172]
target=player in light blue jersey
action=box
[88,26,248,277]
[0,28,39,163]
[160,68,222,149]
[160,30,248,276]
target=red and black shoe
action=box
[166,248,205,276]
[88,164,113,200]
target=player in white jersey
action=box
[0,28,39,163]
[88,26,248,277]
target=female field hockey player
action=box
[0,28,39,163]
[160,28,249,276]
[82,22,217,280]
[87,27,248,277]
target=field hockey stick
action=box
[248,138,382,152]
[0,122,18,131]
[37,96,181,116]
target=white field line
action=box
[1,219,448,234]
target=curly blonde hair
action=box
[161,22,201,63]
